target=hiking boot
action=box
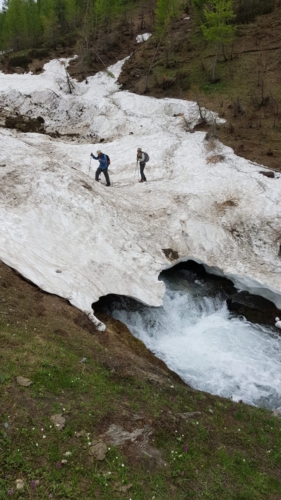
[139,179,144,183]
[106,183,110,186]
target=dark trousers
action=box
[95,167,110,185]
[140,162,147,181]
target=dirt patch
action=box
[5,115,45,133]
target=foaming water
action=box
[108,269,281,410]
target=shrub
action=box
[28,48,50,59]
[176,69,191,90]
[8,54,32,67]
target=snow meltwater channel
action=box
[107,269,281,411]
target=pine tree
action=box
[0,12,5,51]
[94,0,123,52]
[40,0,60,48]
[201,0,236,81]
[155,0,182,38]
[2,0,28,50]
[25,0,42,47]
[95,0,123,27]
[64,0,79,30]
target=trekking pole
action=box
[135,160,138,180]
[89,156,92,175]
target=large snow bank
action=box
[1,57,281,329]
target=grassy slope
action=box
[1,261,281,499]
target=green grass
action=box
[1,275,281,500]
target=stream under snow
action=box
[104,268,281,411]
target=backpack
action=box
[106,154,111,165]
[143,152,149,162]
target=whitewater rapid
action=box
[107,269,281,410]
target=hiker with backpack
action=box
[136,147,149,182]
[90,150,111,186]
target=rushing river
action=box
[103,268,281,410]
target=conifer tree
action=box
[155,0,182,38]
[40,0,60,48]
[64,0,79,30]
[25,0,41,47]
[94,0,123,52]
[95,0,123,28]
[2,0,28,50]
[201,0,236,81]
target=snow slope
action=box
[1,57,281,329]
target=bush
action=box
[8,54,32,67]
[28,48,50,59]
[57,32,78,48]
[176,69,191,90]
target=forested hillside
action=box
[0,0,277,71]
[0,0,281,170]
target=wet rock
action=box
[176,261,281,326]
[173,260,236,298]
[227,291,280,325]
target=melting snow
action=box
[0,57,281,329]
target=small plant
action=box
[206,153,226,164]
[205,123,218,141]
[196,95,207,124]
[176,68,191,90]
[28,48,50,59]
[215,198,238,214]
[231,97,245,117]
[56,61,76,94]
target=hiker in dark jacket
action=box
[91,150,110,186]
[137,147,147,182]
